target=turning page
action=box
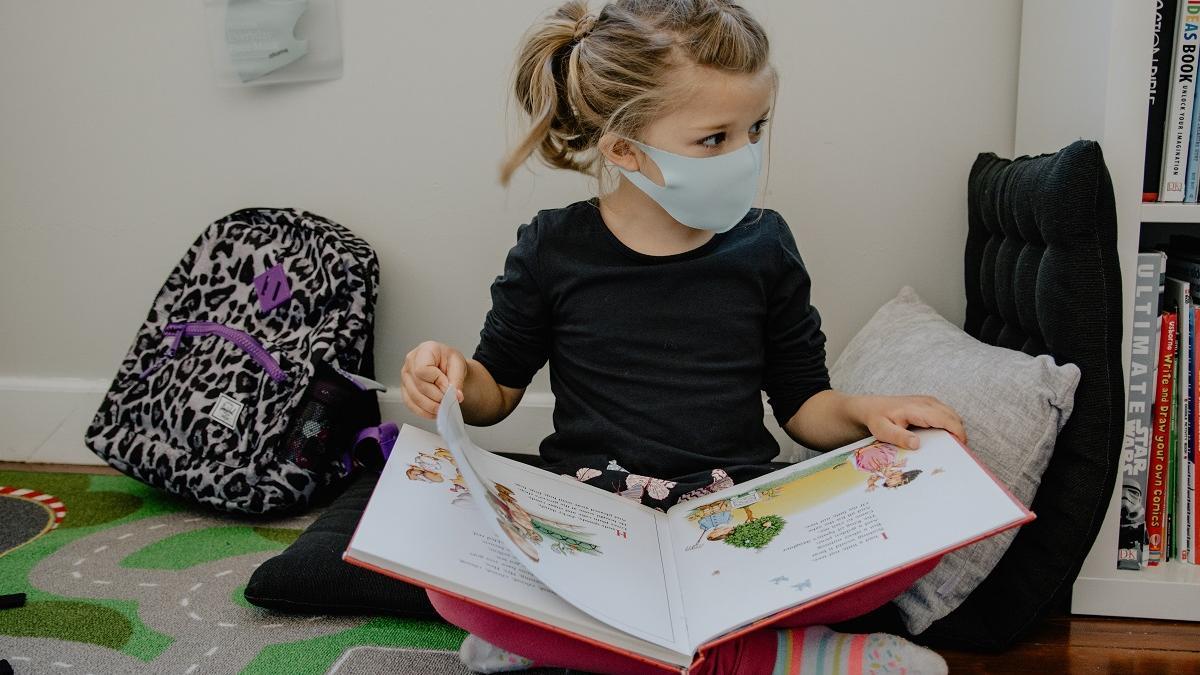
[664,430,1034,649]
[436,390,691,658]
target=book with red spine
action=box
[1149,311,1178,565]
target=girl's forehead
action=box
[668,65,775,127]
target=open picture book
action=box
[343,389,1034,671]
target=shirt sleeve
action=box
[763,214,833,427]
[472,218,551,389]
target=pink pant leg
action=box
[427,590,678,675]
[430,556,940,674]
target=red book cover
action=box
[1148,311,1178,565]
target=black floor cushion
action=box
[838,140,1124,650]
[244,452,547,619]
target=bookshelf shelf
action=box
[1019,0,1199,622]
[1142,202,1200,223]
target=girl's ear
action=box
[597,133,641,173]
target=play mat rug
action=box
[0,469,576,674]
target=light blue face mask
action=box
[618,137,764,233]
[225,0,310,83]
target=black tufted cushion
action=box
[942,140,1122,648]
[244,452,548,619]
[835,140,1123,650]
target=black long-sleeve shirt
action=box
[473,199,831,493]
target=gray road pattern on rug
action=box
[12,509,383,674]
[328,645,579,675]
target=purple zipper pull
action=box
[139,321,287,382]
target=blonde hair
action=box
[499,0,773,186]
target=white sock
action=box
[458,633,537,673]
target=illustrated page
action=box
[437,391,691,655]
[345,424,691,666]
[665,429,1032,648]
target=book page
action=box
[437,391,691,656]
[664,429,1031,649]
[343,424,692,668]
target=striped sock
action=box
[771,625,947,675]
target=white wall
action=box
[0,1,1021,458]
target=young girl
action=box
[402,1,966,672]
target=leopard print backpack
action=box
[85,208,388,514]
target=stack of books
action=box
[1144,0,1200,202]
[1119,241,1200,570]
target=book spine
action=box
[1120,253,1168,569]
[1190,307,1198,562]
[1149,311,1178,565]
[1162,2,1200,201]
[1169,352,1178,562]
[1194,306,1200,564]
[1151,0,1183,201]
[1176,288,1192,561]
[1188,89,1200,202]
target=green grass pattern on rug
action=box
[0,470,181,660]
[0,469,468,674]
[120,525,303,570]
[244,617,466,675]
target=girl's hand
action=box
[849,394,967,450]
[402,341,468,420]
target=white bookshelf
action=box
[1017,0,1200,621]
[1142,202,1200,223]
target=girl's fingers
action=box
[870,417,920,449]
[894,402,968,446]
[401,371,439,419]
[401,386,434,420]
[445,355,468,402]
[412,374,447,406]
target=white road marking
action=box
[92,546,108,553]
[137,582,158,587]
[189,582,203,592]
[180,598,189,607]
[73,558,85,566]
[32,493,53,501]
[217,622,237,628]
[185,664,198,674]
[184,517,202,523]
[188,611,202,621]
[204,646,219,657]
[10,488,32,496]
[11,656,31,661]
[70,571,82,579]
[92,580,111,585]
[148,523,167,530]
[52,662,72,668]
[118,533,134,540]
[214,570,232,577]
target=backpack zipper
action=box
[139,321,288,382]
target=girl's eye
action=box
[750,118,769,136]
[700,132,726,148]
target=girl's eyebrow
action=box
[690,108,773,133]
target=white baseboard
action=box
[0,377,804,466]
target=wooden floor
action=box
[3,461,1199,673]
[940,614,1200,673]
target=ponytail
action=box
[500,1,599,185]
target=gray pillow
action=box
[829,286,1080,634]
